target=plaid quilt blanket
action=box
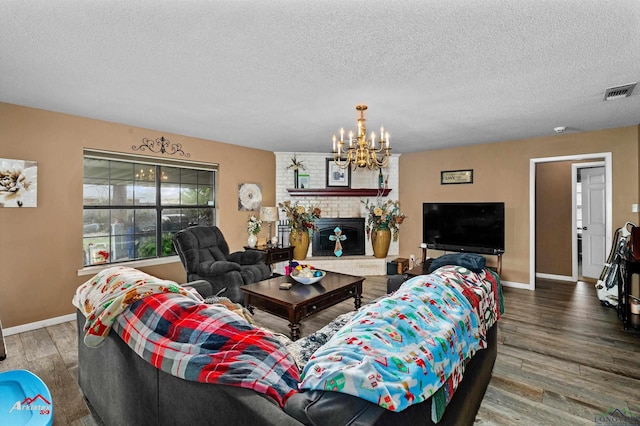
[298,266,501,422]
[114,292,300,407]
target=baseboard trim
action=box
[3,313,76,337]
[501,280,533,290]
[535,273,574,282]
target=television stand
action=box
[409,247,502,277]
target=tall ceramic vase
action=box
[248,234,258,248]
[371,224,391,258]
[289,229,309,260]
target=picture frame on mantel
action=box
[297,173,310,189]
[441,169,473,185]
[326,158,351,188]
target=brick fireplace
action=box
[272,152,401,276]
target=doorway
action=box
[529,153,612,290]
[573,163,606,280]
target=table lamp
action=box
[260,206,279,246]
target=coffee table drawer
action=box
[244,295,290,318]
[300,285,359,318]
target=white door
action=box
[580,167,606,278]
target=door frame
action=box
[529,152,612,290]
[571,162,605,281]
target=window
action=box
[82,150,217,266]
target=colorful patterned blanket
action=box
[298,266,501,422]
[73,267,300,407]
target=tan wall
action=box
[1,101,638,327]
[399,126,640,285]
[0,103,275,327]
[535,161,574,276]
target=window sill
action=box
[77,255,181,277]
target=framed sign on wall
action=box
[441,169,473,185]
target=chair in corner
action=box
[173,226,272,304]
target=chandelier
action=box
[331,104,391,170]
[135,167,168,182]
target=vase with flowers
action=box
[279,200,321,260]
[247,215,262,248]
[362,198,406,258]
[286,154,306,188]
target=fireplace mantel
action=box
[287,188,392,197]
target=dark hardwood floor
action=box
[1,276,638,425]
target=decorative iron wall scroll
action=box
[132,136,191,158]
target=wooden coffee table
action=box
[241,271,364,341]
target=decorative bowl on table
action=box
[290,266,325,285]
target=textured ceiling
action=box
[1,0,639,154]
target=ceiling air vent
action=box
[603,82,637,101]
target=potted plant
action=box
[279,200,321,260]
[362,198,406,258]
[247,215,262,248]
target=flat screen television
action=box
[423,202,505,255]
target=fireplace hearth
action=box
[312,218,365,257]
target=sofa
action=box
[76,268,500,426]
[76,312,301,426]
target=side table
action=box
[405,259,433,278]
[244,245,294,269]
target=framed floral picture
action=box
[0,158,38,207]
[238,183,262,211]
[326,158,350,188]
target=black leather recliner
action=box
[173,226,271,304]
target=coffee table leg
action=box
[288,322,301,341]
[354,293,362,310]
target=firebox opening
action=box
[312,218,366,257]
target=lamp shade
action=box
[260,206,278,222]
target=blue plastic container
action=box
[0,369,53,426]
